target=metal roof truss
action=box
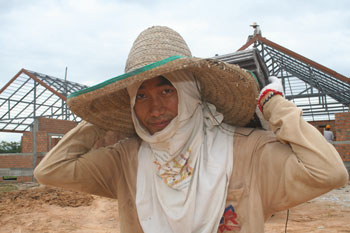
[252,40,349,121]
[0,69,89,132]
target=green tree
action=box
[0,141,21,153]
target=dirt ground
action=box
[0,182,349,233]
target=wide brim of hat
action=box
[67,56,259,138]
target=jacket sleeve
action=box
[34,121,123,199]
[256,95,348,216]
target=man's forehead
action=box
[138,76,173,90]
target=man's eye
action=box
[162,88,173,95]
[136,93,146,100]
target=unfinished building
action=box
[1,33,349,182]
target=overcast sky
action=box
[0,0,349,141]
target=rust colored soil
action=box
[0,182,349,233]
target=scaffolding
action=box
[213,49,269,90]
[0,68,89,133]
[1,35,349,131]
[237,35,350,121]
[1,32,350,181]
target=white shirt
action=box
[323,130,334,142]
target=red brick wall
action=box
[308,120,336,137]
[3,115,349,182]
[308,115,350,162]
[21,132,49,153]
[0,154,44,168]
[335,112,350,141]
[21,118,78,153]
[334,112,350,162]
[0,176,32,182]
[38,118,78,134]
[0,154,45,183]
[1,118,78,183]
[21,132,32,153]
[334,144,350,161]
[17,176,33,182]
[0,154,32,168]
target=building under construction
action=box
[0,29,349,182]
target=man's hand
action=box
[257,76,284,113]
[256,76,284,130]
[259,76,284,98]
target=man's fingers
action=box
[268,76,279,83]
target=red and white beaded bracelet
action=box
[258,89,283,113]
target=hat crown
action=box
[125,26,192,72]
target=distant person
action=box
[247,22,262,42]
[251,22,262,37]
[324,124,335,143]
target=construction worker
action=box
[251,22,262,37]
[34,26,348,233]
[324,124,335,143]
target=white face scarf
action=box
[127,71,234,233]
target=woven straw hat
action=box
[67,26,259,137]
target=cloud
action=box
[0,0,349,141]
[1,0,348,87]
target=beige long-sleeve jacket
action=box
[34,96,348,233]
